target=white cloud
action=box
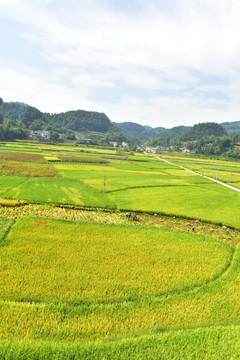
[1,0,240,126]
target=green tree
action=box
[50,131,60,142]
[66,129,76,140]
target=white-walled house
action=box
[29,130,50,140]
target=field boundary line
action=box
[106,184,192,193]
[0,219,15,246]
[155,156,240,193]
[0,178,29,197]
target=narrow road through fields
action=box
[156,156,240,193]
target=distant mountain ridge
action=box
[158,126,191,139]
[115,122,166,142]
[221,121,240,135]
[1,97,240,143]
[182,122,227,141]
[0,100,113,133]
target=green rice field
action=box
[0,218,232,304]
[0,212,240,358]
[1,141,240,358]
[0,142,240,228]
[160,152,240,188]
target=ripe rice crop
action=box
[0,152,48,163]
[1,325,240,359]
[0,160,58,177]
[0,217,14,241]
[57,155,110,164]
[1,141,240,358]
[1,204,239,246]
[1,241,240,344]
[0,218,231,304]
[0,216,239,346]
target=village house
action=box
[181,147,191,154]
[75,135,92,143]
[28,130,50,140]
[155,146,170,153]
[145,146,156,153]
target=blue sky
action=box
[1,0,240,128]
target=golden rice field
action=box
[1,141,240,358]
[0,160,58,177]
[0,210,240,358]
[0,152,48,163]
[0,217,232,304]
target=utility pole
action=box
[230,172,232,183]
[103,176,106,193]
[216,168,219,181]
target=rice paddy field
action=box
[1,141,240,358]
[1,141,240,227]
[160,152,240,188]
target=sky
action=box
[1,0,240,128]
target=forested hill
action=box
[1,98,240,144]
[182,122,227,141]
[158,126,191,140]
[0,100,113,133]
[115,122,165,142]
[0,99,168,143]
[221,121,240,135]
[49,110,112,132]
[148,122,231,149]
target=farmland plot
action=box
[2,177,114,208]
[0,218,231,304]
[109,183,240,228]
[0,215,240,359]
[160,152,240,189]
[1,142,240,358]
